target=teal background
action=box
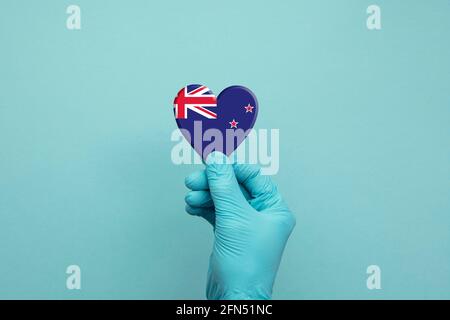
[0,0,449,299]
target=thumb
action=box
[205,151,249,213]
[233,163,288,212]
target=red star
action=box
[244,103,254,113]
[229,119,239,129]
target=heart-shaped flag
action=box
[173,84,258,159]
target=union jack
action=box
[173,85,217,119]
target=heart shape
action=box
[173,84,258,159]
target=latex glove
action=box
[184,152,296,300]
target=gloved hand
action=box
[184,152,296,300]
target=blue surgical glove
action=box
[184,152,296,300]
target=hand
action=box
[184,152,296,300]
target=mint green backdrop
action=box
[0,0,449,299]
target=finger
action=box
[205,152,250,213]
[233,163,285,211]
[185,170,209,191]
[185,190,214,208]
[186,169,251,201]
[185,205,215,226]
[239,184,251,200]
